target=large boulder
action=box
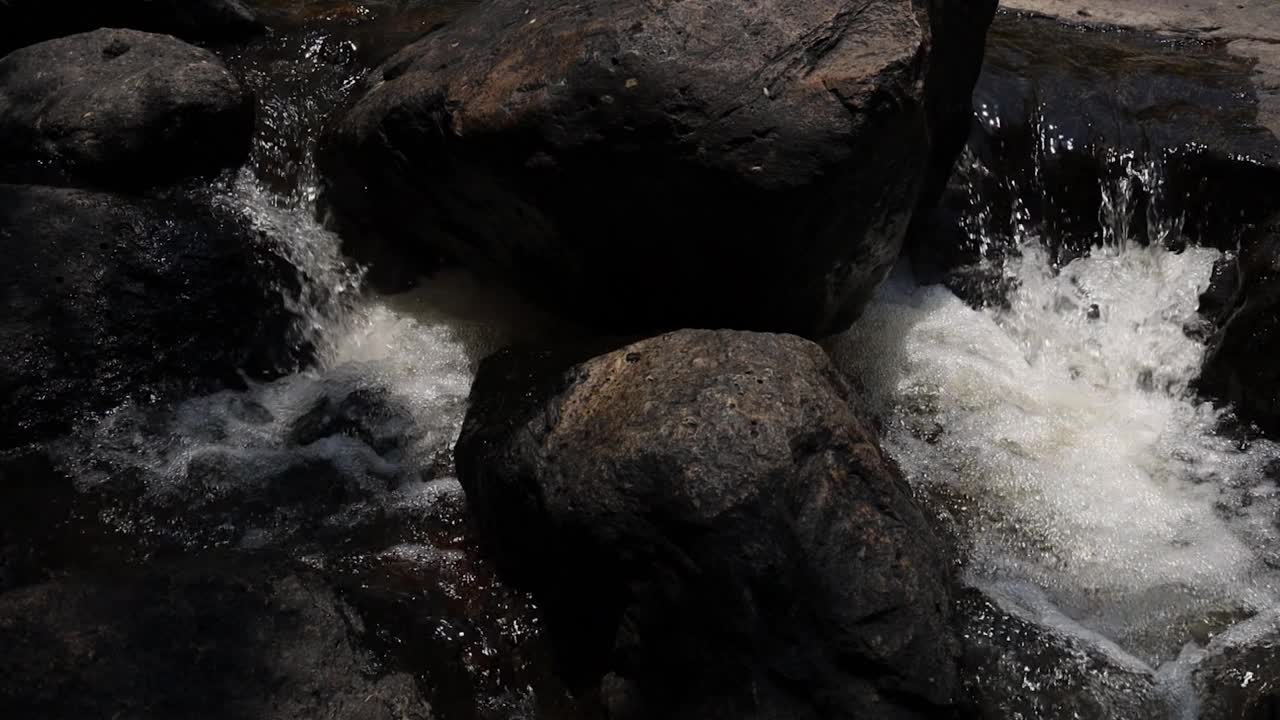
[0,0,262,55]
[1197,216,1280,436]
[0,29,253,190]
[321,0,997,337]
[0,184,307,450]
[455,329,958,719]
[0,561,430,720]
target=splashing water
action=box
[54,18,557,560]
[834,150,1280,673]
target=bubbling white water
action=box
[834,219,1280,668]
[63,168,561,554]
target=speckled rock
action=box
[0,29,253,189]
[455,329,958,719]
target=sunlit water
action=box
[34,18,1279,713]
[834,136,1280,708]
[43,19,575,714]
[61,166,540,552]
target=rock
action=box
[454,329,958,719]
[1189,610,1280,720]
[0,448,74,592]
[321,0,996,338]
[956,588,1172,720]
[0,0,262,55]
[1197,216,1280,436]
[287,386,420,458]
[0,184,308,450]
[0,29,254,190]
[1000,0,1280,141]
[0,561,432,720]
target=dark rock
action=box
[1190,611,1280,720]
[0,0,262,55]
[0,560,431,720]
[287,386,419,457]
[0,183,308,450]
[0,29,254,190]
[0,447,74,592]
[997,0,1280,142]
[333,519,605,720]
[956,588,1172,720]
[321,0,996,337]
[1197,216,1280,436]
[455,329,959,719]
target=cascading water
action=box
[835,103,1280,713]
[24,6,1278,715]
[43,14,579,716]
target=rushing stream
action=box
[34,9,583,717]
[834,107,1280,712]
[22,6,1279,717]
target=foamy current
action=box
[834,166,1280,674]
[57,169,552,555]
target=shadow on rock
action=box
[0,557,431,720]
[0,184,310,450]
[0,0,262,55]
[0,29,254,190]
[456,329,959,719]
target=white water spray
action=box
[834,147,1280,679]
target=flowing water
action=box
[35,9,582,717]
[834,103,1280,711]
[20,6,1280,716]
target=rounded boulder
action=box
[321,0,997,337]
[455,329,958,719]
[0,29,253,190]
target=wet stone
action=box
[957,589,1173,720]
[0,559,434,720]
[1191,611,1280,720]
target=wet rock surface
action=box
[1002,0,1280,140]
[221,0,481,199]
[1190,611,1280,720]
[0,372,595,720]
[456,329,958,719]
[0,559,433,720]
[0,0,262,55]
[321,0,996,337]
[0,183,307,450]
[0,29,253,190]
[1198,216,1280,436]
[956,589,1172,720]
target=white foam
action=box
[62,172,534,549]
[834,238,1280,665]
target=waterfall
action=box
[834,118,1280,708]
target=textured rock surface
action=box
[0,29,253,190]
[321,0,996,337]
[1002,0,1280,139]
[455,329,958,719]
[0,561,432,720]
[957,589,1172,720]
[1190,611,1280,720]
[0,184,306,450]
[1198,216,1280,436]
[0,0,262,55]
